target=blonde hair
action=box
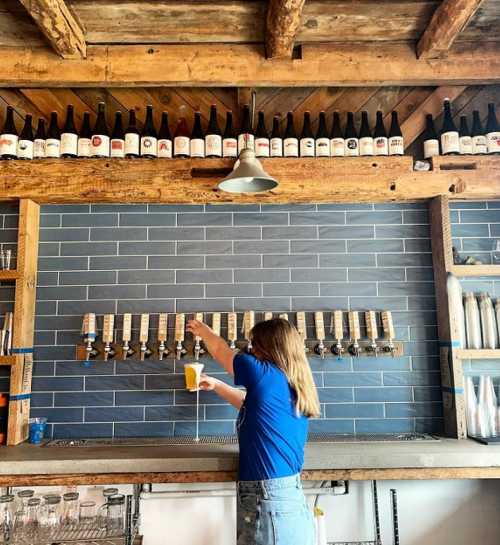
[250,318,321,418]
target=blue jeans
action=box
[237,474,315,545]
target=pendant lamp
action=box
[217,149,278,193]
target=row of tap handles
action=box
[81,310,397,361]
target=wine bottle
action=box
[33,118,46,159]
[174,117,190,158]
[238,105,254,154]
[158,112,172,159]
[205,105,222,158]
[140,105,157,158]
[60,105,78,158]
[124,109,140,158]
[77,112,92,158]
[283,112,299,158]
[270,115,283,157]
[91,102,110,158]
[486,103,500,155]
[110,111,125,158]
[254,111,270,158]
[46,111,61,158]
[359,111,374,156]
[0,106,18,159]
[330,112,344,157]
[422,114,440,159]
[441,99,459,155]
[344,112,359,156]
[190,112,205,158]
[459,115,472,155]
[17,114,34,160]
[471,110,487,155]
[222,111,238,158]
[373,111,388,156]
[388,111,404,156]
[315,111,330,157]
[300,111,315,157]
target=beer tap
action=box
[330,310,345,358]
[242,311,255,352]
[212,312,221,337]
[313,312,327,358]
[102,314,115,361]
[264,312,273,321]
[382,311,396,357]
[365,311,379,356]
[121,313,134,360]
[296,311,308,353]
[157,313,169,360]
[227,312,237,350]
[348,311,361,357]
[174,313,187,360]
[193,312,206,361]
[81,313,98,361]
[139,313,152,361]
[279,313,289,321]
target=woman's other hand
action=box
[199,374,220,391]
[187,319,212,340]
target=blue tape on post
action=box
[10,393,31,401]
[438,341,461,348]
[11,348,34,354]
[442,386,464,394]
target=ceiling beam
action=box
[266,0,306,59]
[0,42,499,87]
[417,0,485,59]
[18,0,86,59]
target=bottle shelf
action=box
[455,349,500,360]
[449,265,500,277]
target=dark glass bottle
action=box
[315,111,330,157]
[111,111,125,158]
[124,109,140,158]
[174,117,191,158]
[190,112,205,158]
[33,118,46,159]
[270,115,282,157]
[422,114,439,159]
[330,111,344,157]
[486,103,500,155]
[18,114,34,160]
[458,115,472,155]
[158,112,172,158]
[60,105,78,158]
[222,111,237,158]
[0,106,18,159]
[283,112,298,158]
[300,111,315,157]
[205,105,222,158]
[238,105,254,154]
[344,112,359,156]
[77,112,92,158]
[471,110,487,155]
[46,111,61,158]
[388,111,404,156]
[373,111,388,156]
[255,111,269,158]
[359,111,373,156]
[140,105,157,158]
[441,99,459,155]
[91,102,110,158]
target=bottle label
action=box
[60,133,78,156]
[359,137,374,156]
[345,138,359,156]
[45,138,61,158]
[0,134,18,156]
[222,138,238,158]
[373,137,388,156]
[17,139,33,159]
[441,131,460,154]
[34,139,46,158]
[78,138,91,158]
[472,135,487,155]
[487,132,500,154]
[91,134,110,157]
[174,136,190,157]
[300,138,315,157]
[141,136,158,157]
[283,138,299,157]
[459,136,473,155]
[330,138,345,157]
[255,137,270,158]
[110,138,125,158]
[270,138,283,157]
[423,139,440,159]
[388,136,404,156]
[190,138,205,158]
[124,133,140,156]
[315,137,330,157]
[237,133,254,153]
[205,134,222,157]
[158,139,172,158]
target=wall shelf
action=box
[455,349,500,360]
[449,265,500,277]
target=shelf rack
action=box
[455,349,500,360]
[449,265,500,277]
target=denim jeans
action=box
[237,474,315,545]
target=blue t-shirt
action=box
[233,352,308,481]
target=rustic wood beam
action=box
[0,42,499,87]
[266,0,306,59]
[417,0,485,59]
[18,0,86,59]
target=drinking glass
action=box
[62,492,79,527]
[98,494,125,535]
[0,495,15,544]
[78,500,97,529]
[40,495,61,537]
[24,498,41,540]
[103,488,119,499]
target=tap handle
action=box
[314,312,325,341]
[102,314,115,344]
[139,313,150,343]
[122,313,132,343]
[82,313,97,340]
[194,312,204,342]
[158,313,168,343]
[227,312,237,348]
[279,313,289,321]
[242,311,255,340]
[296,311,307,340]
[348,311,360,341]
[175,313,185,343]
[365,311,378,341]
[331,310,344,342]
[264,312,273,321]
[381,311,395,341]
[212,312,221,337]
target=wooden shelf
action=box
[449,265,500,277]
[0,156,498,204]
[0,355,17,366]
[455,349,500,360]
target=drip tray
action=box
[44,433,438,448]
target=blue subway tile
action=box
[354,387,412,402]
[178,213,232,226]
[460,210,500,223]
[308,420,354,434]
[54,392,114,407]
[91,227,148,242]
[234,241,289,254]
[291,240,346,253]
[263,226,318,239]
[264,283,318,297]
[178,241,232,255]
[90,256,147,270]
[451,224,490,237]
[318,388,353,403]
[89,285,145,300]
[53,423,113,438]
[118,270,174,284]
[207,227,261,240]
[385,402,443,418]
[383,372,441,387]
[320,283,377,297]
[91,204,148,213]
[234,298,290,311]
[146,405,197,421]
[31,407,83,423]
[206,284,261,297]
[235,269,289,283]
[149,227,204,240]
[291,297,348,311]
[40,228,89,242]
[61,242,117,256]
[355,418,414,433]
[264,254,317,268]
[174,421,235,436]
[39,257,88,271]
[115,390,174,406]
[55,361,115,376]
[320,254,375,267]
[149,256,204,269]
[324,373,382,387]
[120,213,175,226]
[85,406,144,422]
[85,375,145,391]
[114,422,174,437]
[148,204,204,212]
[291,269,347,282]
[347,239,404,253]
[32,376,83,392]
[205,255,261,269]
[347,211,402,225]
[234,213,288,226]
[206,405,239,419]
[375,225,429,239]
[148,284,204,299]
[290,212,345,225]
[325,403,384,418]
[31,392,54,408]
[62,214,117,227]
[119,241,175,255]
[60,271,116,285]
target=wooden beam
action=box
[18,0,86,59]
[0,42,499,87]
[417,0,485,59]
[266,0,306,59]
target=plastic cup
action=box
[28,417,47,444]
[184,363,204,392]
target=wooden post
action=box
[7,199,40,445]
[428,195,466,439]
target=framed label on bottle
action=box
[270,138,283,157]
[283,138,299,157]
[237,133,254,154]
[359,137,374,156]
[388,136,404,156]
[423,139,439,158]
[0,135,18,156]
[141,136,158,157]
[205,134,222,157]
[315,137,330,157]
[330,138,345,157]
[300,138,315,157]
[472,135,487,155]
[190,138,205,158]
[124,133,140,156]
[91,134,110,157]
[441,131,460,154]
[110,139,125,158]
[222,138,237,158]
[77,138,91,158]
[34,139,46,158]
[174,136,190,157]
[459,136,473,155]
[373,137,388,156]
[17,140,33,160]
[45,138,61,158]
[345,138,359,156]
[487,132,500,154]
[255,138,270,158]
[158,139,172,158]
[60,133,78,156]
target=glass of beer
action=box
[184,363,204,392]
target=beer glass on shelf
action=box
[98,494,125,535]
[62,492,79,527]
[0,495,15,544]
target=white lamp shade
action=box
[218,149,278,193]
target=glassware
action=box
[99,494,125,535]
[0,494,15,544]
[40,495,61,535]
[103,488,119,499]
[25,498,41,540]
[62,492,79,526]
[79,500,96,528]
[493,240,500,265]
[0,249,14,271]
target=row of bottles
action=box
[465,375,500,440]
[0,103,405,160]
[422,100,500,158]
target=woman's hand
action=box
[186,319,212,340]
[199,374,220,391]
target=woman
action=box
[187,317,320,545]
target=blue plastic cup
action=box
[29,417,47,444]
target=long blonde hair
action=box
[250,318,321,418]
